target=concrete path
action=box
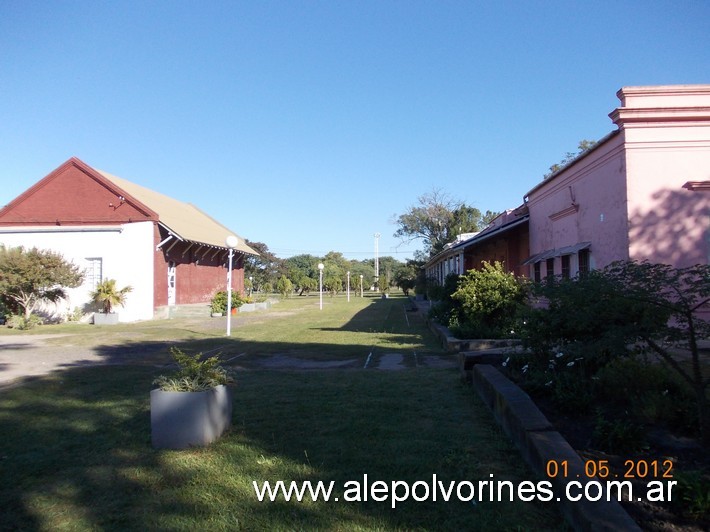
[0,333,459,389]
[0,334,171,388]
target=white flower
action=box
[545,380,553,386]
[556,352,564,358]
[566,361,575,367]
[521,364,529,373]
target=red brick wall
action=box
[153,225,245,307]
[463,224,530,277]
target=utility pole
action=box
[374,232,380,290]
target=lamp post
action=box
[225,235,238,336]
[347,271,350,302]
[248,276,253,297]
[318,263,324,310]
[360,274,363,297]
[374,232,380,290]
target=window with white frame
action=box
[85,257,103,288]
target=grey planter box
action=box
[151,385,233,449]
[93,312,119,325]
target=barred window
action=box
[578,249,590,276]
[546,258,555,279]
[85,257,103,288]
[561,255,571,278]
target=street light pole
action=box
[225,235,238,336]
[374,233,380,289]
[360,274,363,297]
[318,263,324,310]
[347,271,350,302]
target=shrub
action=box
[210,290,245,314]
[594,357,696,434]
[427,273,459,320]
[519,261,710,443]
[66,306,84,322]
[6,314,43,330]
[591,411,646,454]
[671,471,710,521]
[276,275,293,298]
[450,262,526,339]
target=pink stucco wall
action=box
[526,84,710,275]
[615,86,710,267]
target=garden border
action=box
[472,364,640,531]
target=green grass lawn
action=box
[0,295,566,530]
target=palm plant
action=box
[90,279,133,313]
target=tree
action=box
[275,275,293,298]
[348,260,375,293]
[544,139,598,179]
[90,279,133,314]
[284,254,320,295]
[0,245,84,319]
[244,240,285,292]
[393,189,497,257]
[394,259,423,296]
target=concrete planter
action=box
[93,312,119,325]
[150,385,233,449]
[240,303,256,313]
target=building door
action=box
[167,262,176,306]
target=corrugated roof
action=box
[97,169,258,256]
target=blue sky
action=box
[1,1,708,261]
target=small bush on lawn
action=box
[6,313,43,330]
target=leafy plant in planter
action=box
[153,347,234,391]
[210,289,245,315]
[151,348,235,449]
[90,279,132,324]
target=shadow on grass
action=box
[0,296,565,529]
[0,366,566,530]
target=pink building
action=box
[424,85,710,284]
[524,84,710,281]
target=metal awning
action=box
[522,241,591,265]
